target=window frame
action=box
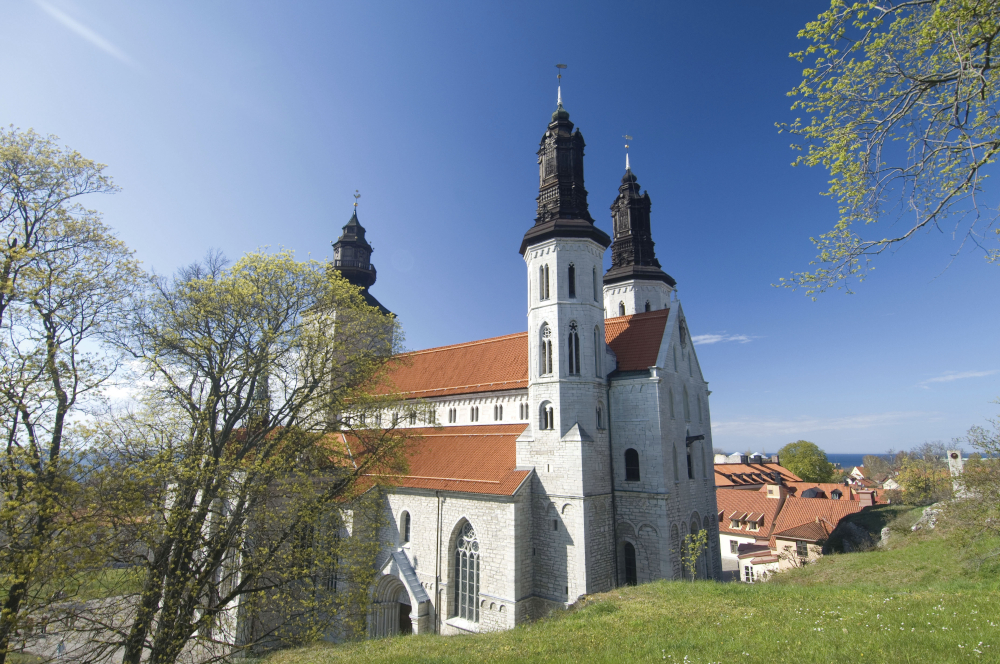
[624,448,640,482]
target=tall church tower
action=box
[331,208,390,314]
[602,164,675,316]
[518,96,615,606]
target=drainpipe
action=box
[606,382,619,588]
[435,491,441,633]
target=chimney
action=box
[765,483,788,499]
[771,454,780,465]
[740,455,749,464]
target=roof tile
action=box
[604,309,669,371]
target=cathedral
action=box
[334,94,721,637]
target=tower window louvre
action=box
[645,301,651,312]
[568,323,580,375]
[568,263,576,298]
[624,448,640,482]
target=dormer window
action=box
[730,519,740,529]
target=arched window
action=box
[593,267,600,302]
[541,264,550,300]
[539,324,553,375]
[687,439,694,480]
[623,542,637,586]
[683,385,691,422]
[469,406,479,422]
[596,404,603,430]
[408,410,417,425]
[625,448,640,482]
[644,301,651,312]
[619,301,625,316]
[672,444,680,483]
[568,263,576,298]
[669,387,675,419]
[540,402,554,430]
[453,522,480,622]
[401,511,411,544]
[594,326,601,376]
[567,323,580,375]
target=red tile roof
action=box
[716,488,785,537]
[378,333,529,398]
[604,309,669,371]
[715,463,802,487]
[770,496,865,540]
[352,424,531,496]
[379,311,673,400]
[773,520,833,543]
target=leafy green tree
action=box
[862,454,891,478]
[86,250,410,664]
[778,440,835,482]
[781,1,1000,295]
[0,128,141,664]
[681,529,709,582]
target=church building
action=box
[335,95,721,637]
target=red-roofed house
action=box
[329,99,722,639]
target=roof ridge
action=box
[604,308,670,325]
[400,331,529,357]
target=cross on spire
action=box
[556,63,567,107]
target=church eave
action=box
[519,219,611,255]
[603,264,677,287]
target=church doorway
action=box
[370,575,412,638]
[397,589,412,635]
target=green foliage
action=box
[777,440,835,482]
[680,529,707,582]
[81,249,411,664]
[0,127,140,664]
[780,1,1000,295]
[896,458,951,505]
[264,526,998,663]
[948,399,1000,567]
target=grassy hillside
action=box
[269,506,998,664]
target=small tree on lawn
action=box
[681,529,708,582]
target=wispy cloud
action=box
[692,332,756,346]
[34,0,139,70]
[713,411,930,438]
[917,370,999,389]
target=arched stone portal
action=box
[370,574,412,638]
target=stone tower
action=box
[332,209,390,314]
[602,165,675,316]
[518,98,615,607]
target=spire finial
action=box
[353,189,361,211]
[624,135,632,171]
[555,63,567,107]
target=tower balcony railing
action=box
[332,259,375,272]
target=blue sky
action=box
[4,0,999,454]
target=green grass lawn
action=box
[268,507,999,664]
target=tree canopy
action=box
[778,440,836,482]
[781,0,1000,295]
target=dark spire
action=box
[603,168,676,287]
[519,103,610,255]
[331,210,391,314]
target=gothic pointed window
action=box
[687,440,695,480]
[623,542,637,586]
[625,449,640,482]
[401,511,411,544]
[540,324,553,375]
[619,301,625,316]
[568,323,580,375]
[542,264,550,300]
[669,387,675,419]
[593,267,600,302]
[596,404,604,430]
[568,263,576,298]
[683,385,691,422]
[644,301,651,312]
[453,522,480,623]
[594,326,601,376]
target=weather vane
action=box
[353,189,361,210]
[556,63,567,106]
[624,135,633,171]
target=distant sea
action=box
[825,453,868,470]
